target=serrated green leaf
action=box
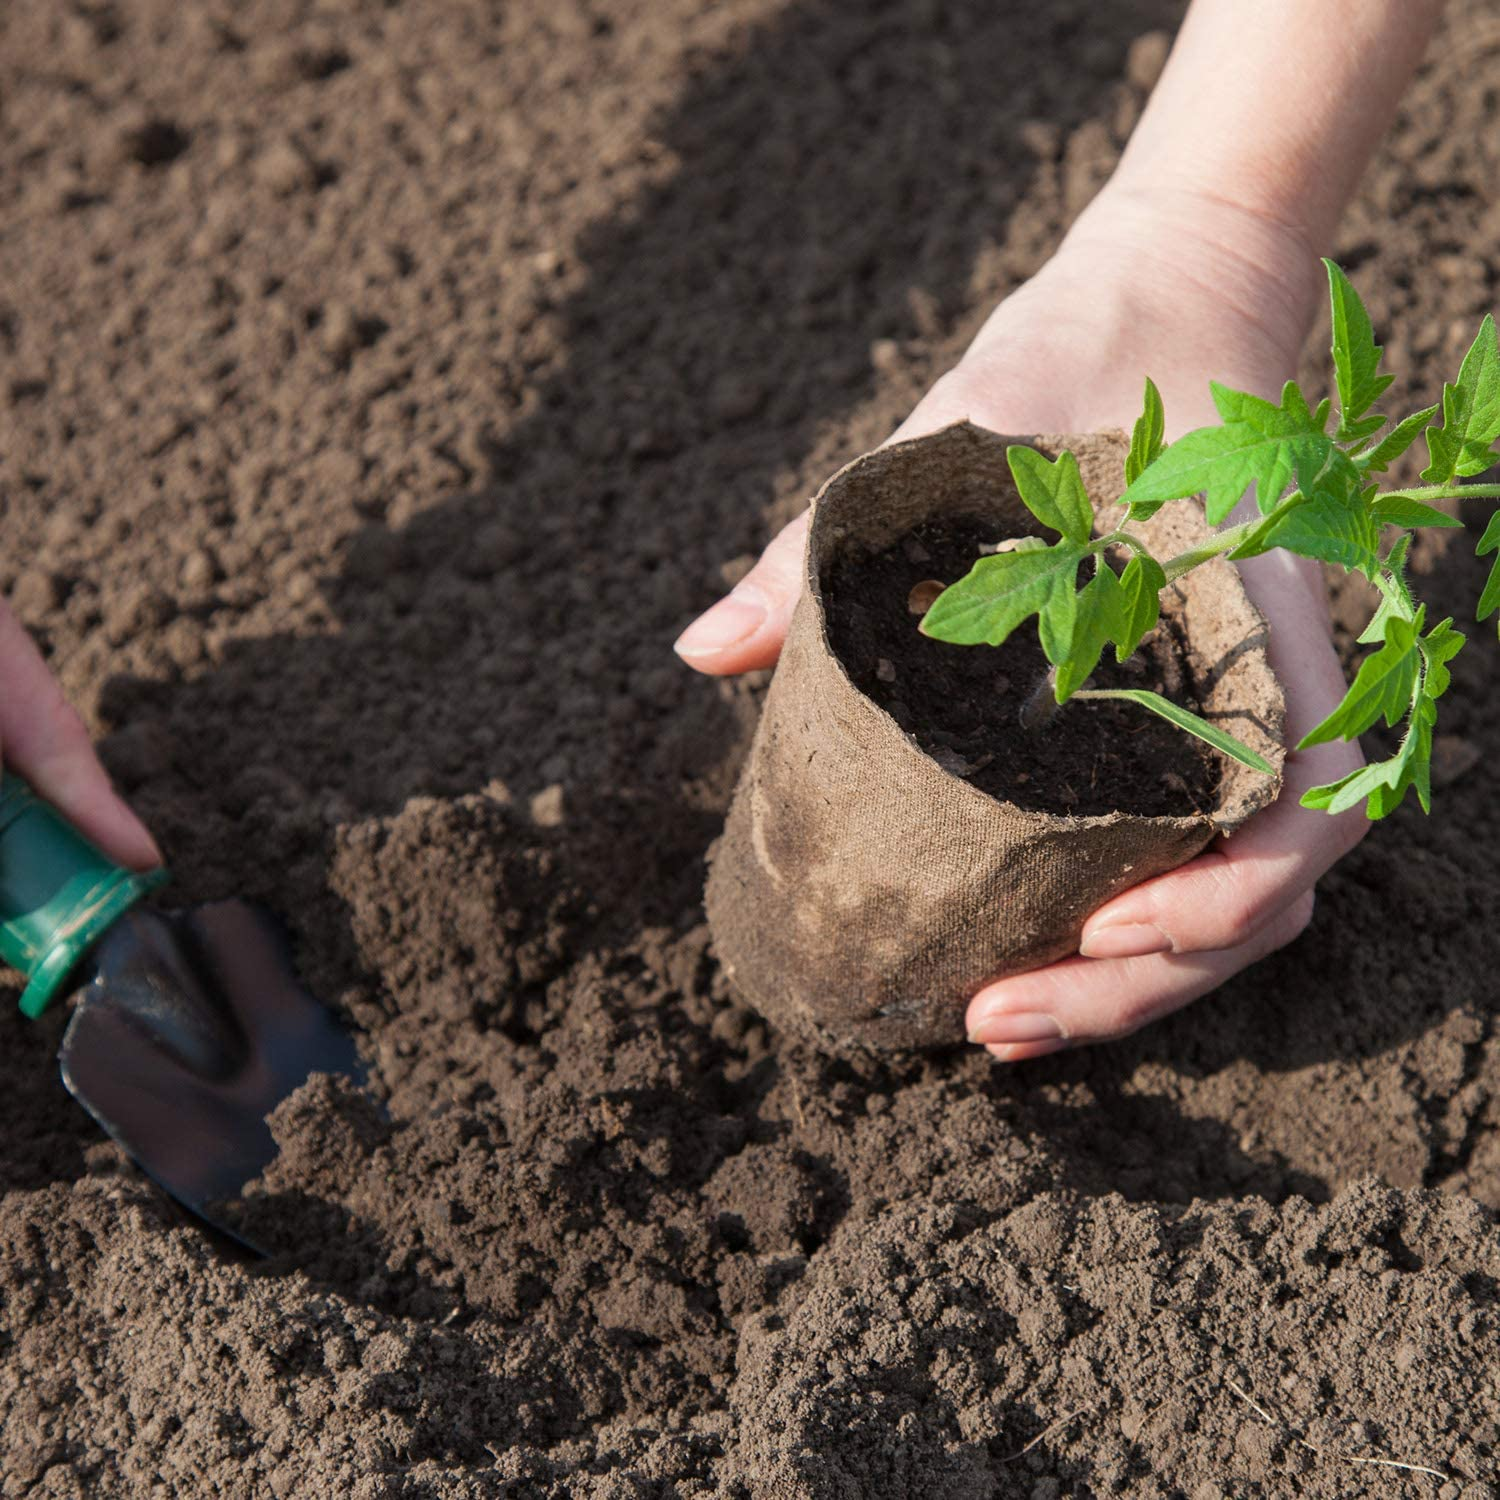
[1007,445,1094,545]
[1261,483,1382,578]
[1370,496,1463,529]
[1115,553,1165,660]
[1281,381,1324,434]
[919,541,1088,648]
[1356,536,1417,645]
[1298,613,1421,748]
[1420,616,1465,699]
[1074,688,1274,774]
[1301,697,1434,818]
[1358,404,1438,473]
[1125,378,1166,486]
[1053,565,1125,701]
[1475,510,1500,625]
[1120,380,1337,525]
[1421,315,1500,482]
[1325,260,1396,443]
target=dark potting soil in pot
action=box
[824,515,1221,817]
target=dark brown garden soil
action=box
[3,1,1500,1496]
[824,516,1221,816]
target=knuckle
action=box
[1209,898,1262,951]
[1185,864,1266,950]
[1285,889,1317,941]
[747,518,807,597]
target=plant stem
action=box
[1155,479,1500,587]
[1380,483,1500,502]
[1019,668,1061,733]
[1158,488,1314,582]
[1159,519,1257,581]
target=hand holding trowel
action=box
[1,773,364,1245]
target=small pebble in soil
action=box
[255,139,316,195]
[10,567,65,616]
[906,579,944,615]
[529,783,566,827]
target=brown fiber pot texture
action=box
[705,421,1286,1053]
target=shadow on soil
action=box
[13,0,1488,1237]
[82,0,1182,997]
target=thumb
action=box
[673,511,808,676]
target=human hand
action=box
[675,186,1368,1059]
[1,596,161,871]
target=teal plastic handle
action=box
[0,775,167,1019]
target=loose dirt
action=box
[3,1,1500,1495]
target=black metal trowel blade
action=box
[58,901,363,1245]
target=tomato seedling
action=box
[920,259,1500,818]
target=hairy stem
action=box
[1019,667,1062,733]
[1158,488,1313,581]
[1159,519,1258,581]
[1381,483,1500,502]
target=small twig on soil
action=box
[998,1404,1096,1464]
[787,1073,807,1129]
[1225,1378,1453,1483]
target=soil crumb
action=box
[825,516,1221,816]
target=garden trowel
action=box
[0,774,363,1247]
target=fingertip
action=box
[21,755,164,872]
[982,1037,1070,1064]
[673,593,788,675]
[69,793,164,872]
[117,818,166,873]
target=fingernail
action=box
[673,592,766,659]
[985,1037,1070,1064]
[967,1010,1065,1047]
[1079,922,1171,960]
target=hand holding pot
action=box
[0,596,160,871]
[678,0,1446,1057]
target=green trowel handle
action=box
[0,775,167,1020]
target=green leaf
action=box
[1357,537,1417,645]
[1298,613,1422,748]
[1357,404,1437,474]
[1302,693,1436,819]
[1120,380,1338,525]
[919,541,1088,648]
[1007,445,1094,545]
[1421,314,1500,482]
[1037,570,1078,667]
[1125,378,1167,486]
[1325,259,1395,442]
[1115,553,1165,660]
[1074,688,1275,774]
[1261,485,1382,578]
[1420,616,1465,700]
[1475,510,1500,626]
[1054,565,1125,701]
[1369,496,1463,529]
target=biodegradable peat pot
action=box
[705,421,1286,1053]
